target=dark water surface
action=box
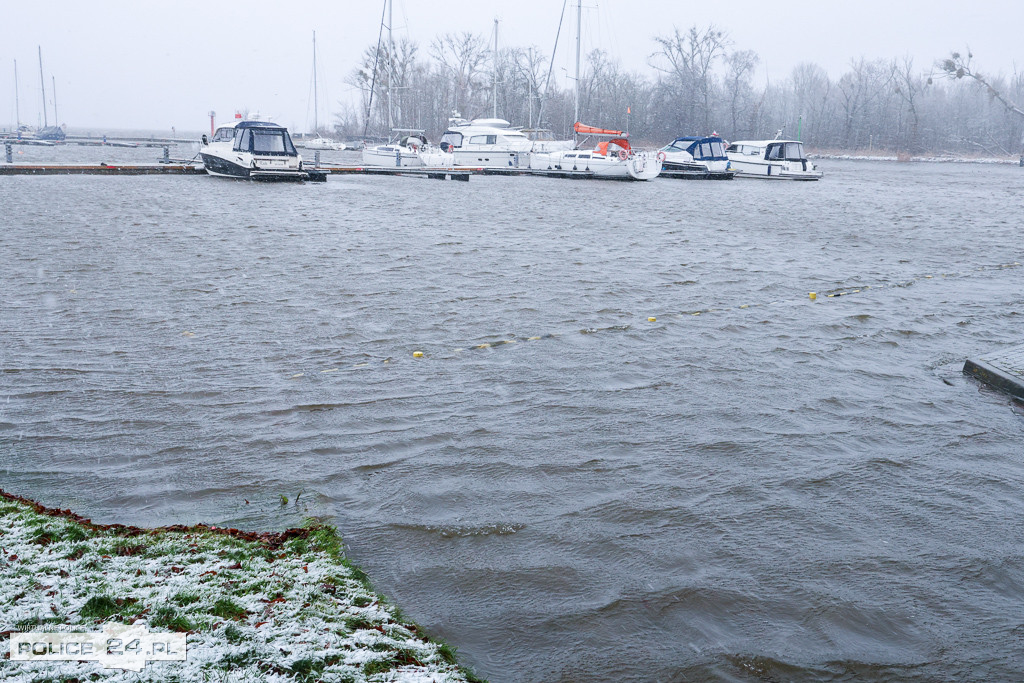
[2,156,1023,681]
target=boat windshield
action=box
[440,131,463,149]
[234,128,297,155]
[212,128,234,143]
[692,140,727,159]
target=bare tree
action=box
[723,49,759,137]
[430,32,489,118]
[650,25,730,133]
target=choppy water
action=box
[2,151,1023,682]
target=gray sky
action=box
[2,0,1021,133]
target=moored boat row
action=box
[197,114,822,183]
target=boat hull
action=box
[200,153,307,182]
[529,151,661,180]
[361,146,422,167]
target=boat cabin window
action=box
[663,142,686,152]
[709,140,725,157]
[212,128,234,143]
[468,135,498,145]
[440,131,463,148]
[767,142,805,161]
[578,154,591,159]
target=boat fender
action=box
[656,151,666,162]
[617,149,628,161]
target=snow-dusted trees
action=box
[336,28,1024,156]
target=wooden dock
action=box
[321,165,473,181]
[0,163,205,176]
[964,344,1024,400]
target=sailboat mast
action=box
[312,31,318,134]
[387,0,393,131]
[52,75,57,125]
[14,60,20,129]
[573,0,580,145]
[493,18,499,119]
[38,46,48,128]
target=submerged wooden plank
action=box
[964,344,1024,400]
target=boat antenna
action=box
[13,59,20,130]
[312,30,318,136]
[538,0,567,130]
[387,0,394,132]
[362,0,387,139]
[573,0,581,146]
[38,46,48,128]
[492,18,499,119]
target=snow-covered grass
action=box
[0,492,483,682]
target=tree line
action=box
[328,25,1024,156]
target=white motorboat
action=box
[725,137,823,180]
[529,123,661,180]
[200,117,308,181]
[659,135,735,179]
[438,117,534,169]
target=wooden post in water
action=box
[5,143,12,164]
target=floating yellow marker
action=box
[527,336,541,341]
[809,292,816,300]
[412,351,424,358]
[476,343,491,349]
[291,373,304,378]
[740,304,749,308]
[648,317,656,322]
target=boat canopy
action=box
[595,138,632,156]
[574,122,627,137]
[663,135,727,160]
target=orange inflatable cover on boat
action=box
[574,122,626,136]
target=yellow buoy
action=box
[809,292,816,300]
[412,351,424,358]
[648,316,656,322]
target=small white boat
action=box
[200,118,307,181]
[362,131,437,167]
[529,123,661,180]
[300,135,346,151]
[659,135,735,179]
[726,136,823,180]
[438,117,534,169]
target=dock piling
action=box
[314,151,321,169]
[162,145,170,163]
[5,143,11,164]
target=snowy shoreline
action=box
[0,490,481,682]
[810,151,1023,165]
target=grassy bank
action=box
[0,490,482,682]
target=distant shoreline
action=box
[810,150,1023,166]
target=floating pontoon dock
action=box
[964,344,1024,400]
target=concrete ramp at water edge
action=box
[964,344,1024,400]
